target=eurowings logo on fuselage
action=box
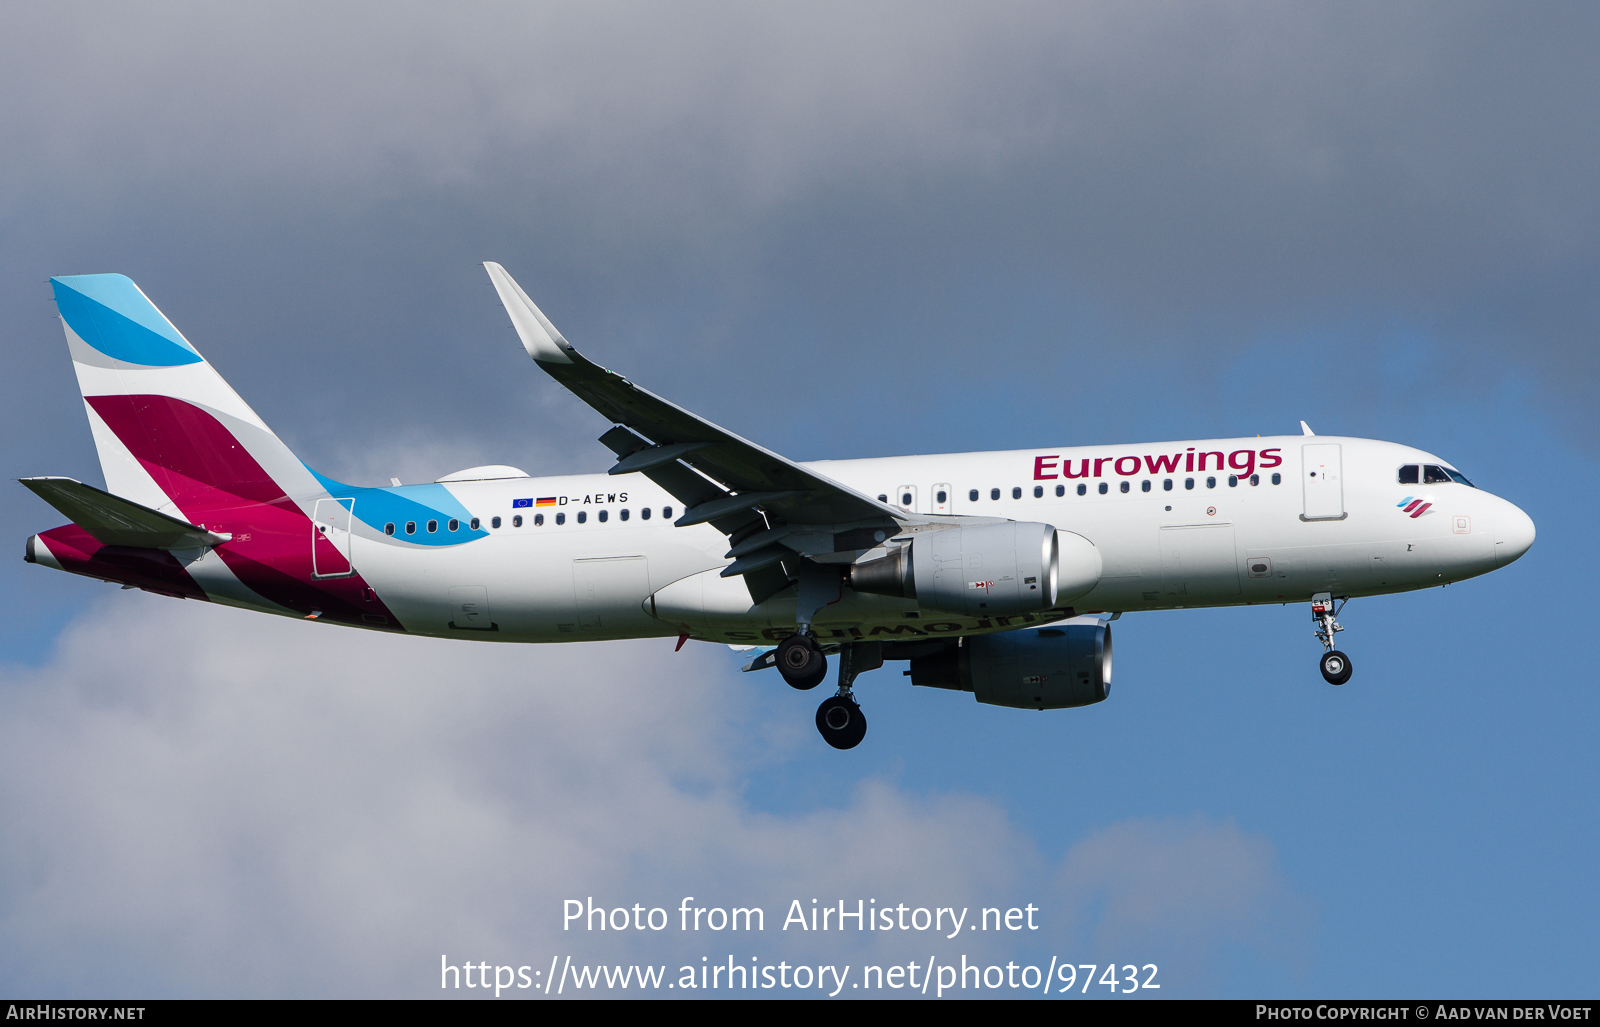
[1397,497,1433,518]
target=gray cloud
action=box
[0,597,1310,996]
[1054,815,1316,995]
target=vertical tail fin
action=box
[49,273,321,517]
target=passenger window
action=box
[1227,476,1237,487]
[990,488,1000,501]
[1098,482,1108,495]
[969,489,979,502]
[1249,474,1259,486]
[1141,480,1151,492]
[1032,485,1043,498]
[427,520,438,533]
[641,507,651,520]
[1398,464,1420,484]
[577,511,587,524]
[878,494,888,503]
[512,515,522,528]
[1119,481,1130,493]
[1077,484,1087,496]
[448,518,459,531]
[901,491,912,506]
[1012,487,1022,499]
[384,523,395,536]
[620,508,629,521]
[1206,477,1216,489]
[598,509,608,523]
[1271,473,1281,485]
[1424,465,1452,484]
[556,512,565,525]
[405,521,416,534]
[662,507,672,519]
[936,490,947,504]
[1163,479,1172,491]
[469,517,480,530]
[1055,484,1065,497]
[534,513,544,526]
[1185,478,1194,490]
[491,516,501,529]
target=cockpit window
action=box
[1423,465,1452,484]
[1444,468,1475,487]
[1398,464,1419,484]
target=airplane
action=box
[20,265,1537,750]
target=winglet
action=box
[1300,420,1315,436]
[482,262,575,365]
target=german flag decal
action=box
[536,497,557,507]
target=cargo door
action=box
[1158,524,1240,598]
[573,556,651,631]
[1302,444,1345,521]
[311,498,354,578]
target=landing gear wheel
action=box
[1320,650,1353,685]
[816,695,867,749]
[777,634,827,690]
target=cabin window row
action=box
[382,506,676,534]
[384,517,479,535]
[955,474,1282,502]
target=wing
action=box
[484,262,911,601]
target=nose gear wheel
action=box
[1320,649,1353,685]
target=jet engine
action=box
[905,621,1112,710]
[850,524,1102,617]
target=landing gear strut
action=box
[1312,592,1353,685]
[815,642,881,750]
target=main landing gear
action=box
[814,642,880,750]
[1312,592,1353,685]
[777,633,827,690]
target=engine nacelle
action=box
[849,522,1064,617]
[906,621,1112,710]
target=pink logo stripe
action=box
[83,394,405,630]
[39,524,208,600]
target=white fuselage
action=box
[189,433,1529,646]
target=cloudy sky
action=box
[2,1,1595,998]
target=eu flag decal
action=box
[512,498,533,508]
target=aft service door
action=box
[311,498,354,578]
[1302,444,1345,521]
[573,557,651,631]
[1159,524,1240,598]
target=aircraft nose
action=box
[1495,503,1536,567]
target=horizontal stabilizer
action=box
[19,477,230,550]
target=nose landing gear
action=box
[1312,592,1353,685]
